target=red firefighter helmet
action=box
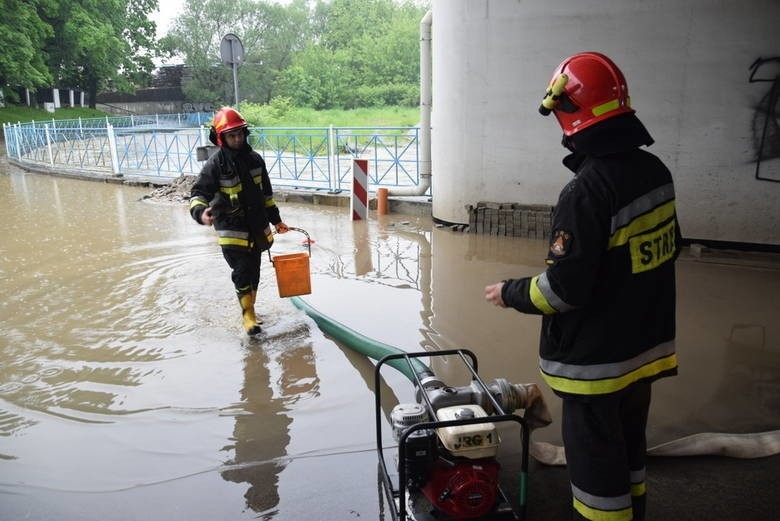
[211,107,248,146]
[539,52,634,136]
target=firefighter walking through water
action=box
[190,107,290,335]
[485,52,682,521]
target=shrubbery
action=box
[347,84,419,109]
[240,97,295,127]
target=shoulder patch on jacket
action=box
[550,230,573,257]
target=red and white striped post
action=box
[351,159,368,220]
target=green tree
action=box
[238,0,310,104]
[160,0,310,106]
[277,0,426,109]
[159,0,240,106]
[0,0,53,101]
[162,0,428,109]
[41,0,159,108]
[279,45,352,110]
[317,0,395,51]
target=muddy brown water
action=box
[1,153,778,520]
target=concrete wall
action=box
[97,101,217,117]
[97,101,186,116]
[431,0,780,247]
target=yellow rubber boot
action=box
[251,290,262,324]
[238,292,262,336]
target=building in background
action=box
[96,65,193,115]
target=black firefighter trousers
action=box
[562,382,651,521]
[222,244,264,295]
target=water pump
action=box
[391,402,501,519]
[375,349,551,521]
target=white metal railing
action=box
[3,113,424,193]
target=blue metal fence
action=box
[3,113,422,193]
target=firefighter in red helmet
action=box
[486,52,682,521]
[190,107,290,336]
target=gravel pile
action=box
[142,174,196,204]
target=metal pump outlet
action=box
[416,376,537,416]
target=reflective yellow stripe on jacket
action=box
[540,341,677,395]
[189,197,208,211]
[608,183,678,274]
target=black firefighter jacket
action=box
[502,114,681,397]
[189,144,281,251]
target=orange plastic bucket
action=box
[272,252,311,297]
[271,228,313,298]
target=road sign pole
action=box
[233,62,240,110]
[220,33,244,111]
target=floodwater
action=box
[1,152,779,521]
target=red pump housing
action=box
[420,458,501,519]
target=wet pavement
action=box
[1,154,779,521]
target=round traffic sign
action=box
[220,33,244,67]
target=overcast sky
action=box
[150,0,186,38]
[150,0,297,37]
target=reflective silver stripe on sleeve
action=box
[540,340,676,381]
[611,183,675,234]
[537,272,577,312]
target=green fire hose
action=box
[290,296,432,383]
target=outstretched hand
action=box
[484,282,507,308]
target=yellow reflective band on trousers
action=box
[573,498,633,521]
[541,353,678,395]
[219,236,250,248]
[608,200,676,250]
[572,483,632,521]
[631,482,646,497]
[529,275,558,314]
[630,468,646,497]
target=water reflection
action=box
[221,334,319,518]
[353,221,374,276]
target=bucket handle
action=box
[269,226,312,263]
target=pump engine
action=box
[391,402,502,518]
[376,349,550,521]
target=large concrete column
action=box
[431,0,780,247]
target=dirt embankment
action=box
[141,174,196,204]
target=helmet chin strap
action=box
[561,134,576,152]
